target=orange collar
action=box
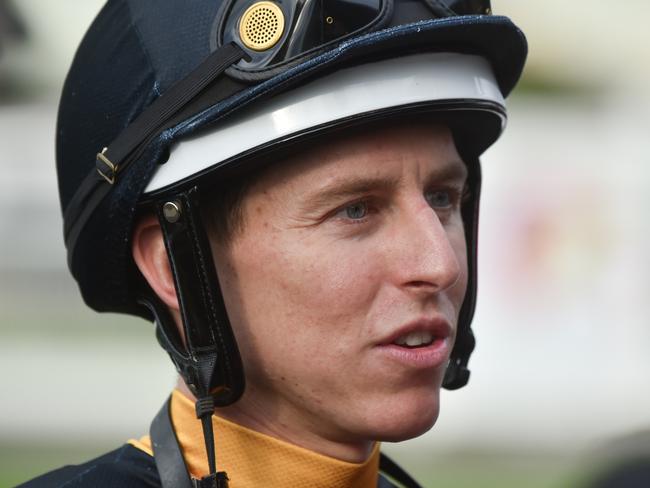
[130,390,380,487]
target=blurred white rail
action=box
[1,95,649,454]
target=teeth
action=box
[395,331,434,347]
[406,332,421,347]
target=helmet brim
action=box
[145,51,506,194]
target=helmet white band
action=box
[145,52,505,193]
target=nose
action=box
[388,201,464,294]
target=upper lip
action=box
[378,316,453,346]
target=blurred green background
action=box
[1,1,650,487]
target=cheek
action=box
[218,231,382,365]
[269,237,381,325]
[449,219,469,309]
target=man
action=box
[21,0,526,486]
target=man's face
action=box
[212,123,468,454]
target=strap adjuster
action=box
[96,147,117,184]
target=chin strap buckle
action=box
[192,472,229,488]
[195,396,215,419]
[96,147,117,184]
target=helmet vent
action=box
[239,1,285,51]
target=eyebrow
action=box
[302,175,401,211]
[301,158,468,212]
[428,157,468,183]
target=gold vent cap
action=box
[239,1,285,52]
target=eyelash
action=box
[425,187,466,211]
[330,186,467,226]
[332,199,375,224]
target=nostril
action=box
[407,280,437,288]
[401,250,464,292]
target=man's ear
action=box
[131,214,180,311]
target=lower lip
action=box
[375,338,450,369]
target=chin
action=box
[364,391,442,443]
[379,411,439,443]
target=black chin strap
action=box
[151,396,229,488]
[151,186,246,484]
[379,453,424,488]
[150,397,422,488]
[151,397,193,488]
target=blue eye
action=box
[425,190,452,209]
[343,201,368,220]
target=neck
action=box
[176,379,375,463]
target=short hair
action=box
[200,171,259,246]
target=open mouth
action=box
[378,320,451,367]
[392,330,436,348]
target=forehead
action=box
[252,122,464,191]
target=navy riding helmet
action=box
[57,0,526,480]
